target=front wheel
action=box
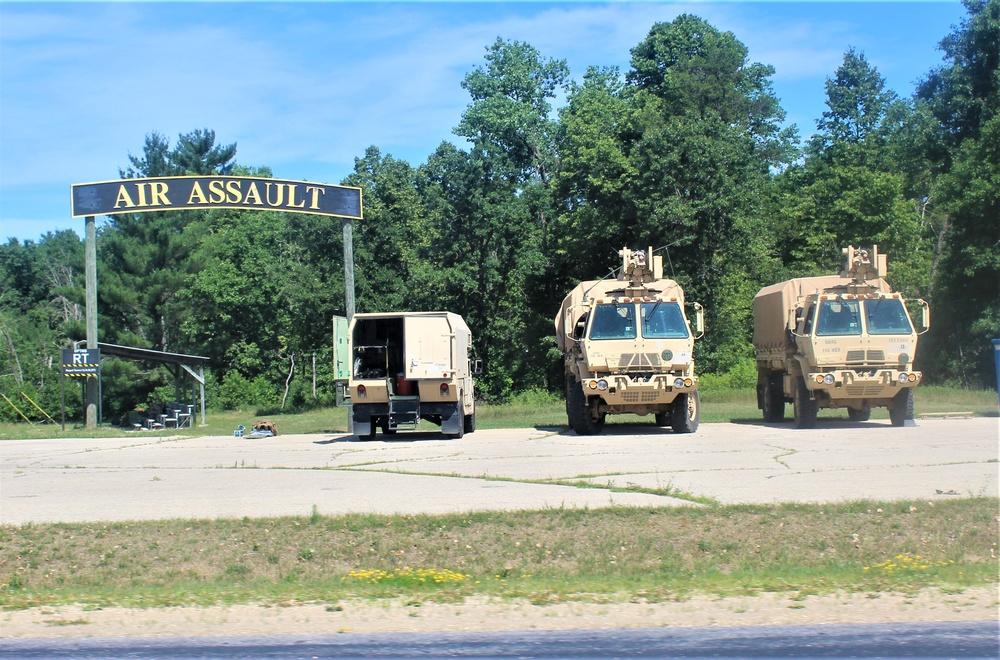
[671,391,700,434]
[889,388,914,427]
[793,377,818,429]
[566,378,605,435]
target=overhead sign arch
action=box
[72,175,362,219]
[71,175,362,428]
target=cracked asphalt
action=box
[2,418,997,524]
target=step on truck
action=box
[752,246,930,429]
[348,312,480,439]
[555,246,704,435]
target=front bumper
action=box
[805,369,921,400]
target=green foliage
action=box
[3,4,998,413]
[214,373,281,412]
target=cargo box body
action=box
[348,312,477,439]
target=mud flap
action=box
[441,404,464,436]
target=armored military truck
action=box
[753,246,929,428]
[348,312,479,439]
[555,247,704,435]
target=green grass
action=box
[1,385,995,440]
[1,499,995,611]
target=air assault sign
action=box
[71,176,362,219]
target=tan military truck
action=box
[348,312,479,439]
[753,246,929,428]
[555,246,704,434]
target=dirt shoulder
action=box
[3,587,996,639]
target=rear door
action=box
[404,315,453,378]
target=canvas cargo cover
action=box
[752,276,893,349]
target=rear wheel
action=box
[762,376,785,423]
[847,407,871,422]
[671,391,700,434]
[793,377,818,429]
[889,389,914,427]
[464,403,476,434]
[566,378,605,435]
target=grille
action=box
[867,350,885,361]
[846,385,885,397]
[846,350,866,362]
[618,353,661,369]
[622,392,661,403]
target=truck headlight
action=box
[673,378,685,388]
[823,374,835,385]
[596,379,609,391]
[898,373,909,384]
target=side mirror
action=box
[470,359,483,375]
[789,307,805,337]
[917,299,930,335]
[692,302,705,340]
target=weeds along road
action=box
[1,419,997,525]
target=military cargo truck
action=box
[348,312,479,439]
[555,247,704,435]
[753,246,929,428]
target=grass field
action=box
[1,386,996,612]
[1,385,996,440]
[1,499,996,611]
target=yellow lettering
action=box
[187,181,208,205]
[242,182,263,205]
[306,185,326,210]
[208,180,226,204]
[150,182,170,206]
[265,182,284,206]
[286,184,306,208]
[136,183,148,206]
[226,180,242,204]
[114,185,136,209]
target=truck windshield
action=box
[640,302,689,339]
[864,298,913,335]
[815,300,862,336]
[589,303,637,340]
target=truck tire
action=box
[847,407,871,422]
[464,404,476,434]
[889,389,914,427]
[671,391,700,434]
[762,376,785,423]
[793,376,818,429]
[566,378,605,435]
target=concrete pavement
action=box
[1,418,997,524]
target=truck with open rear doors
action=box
[347,312,479,439]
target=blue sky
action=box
[0,1,967,243]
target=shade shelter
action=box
[98,343,209,426]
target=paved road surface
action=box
[3,418,996,524]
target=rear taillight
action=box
[440,383,449,397]
[357,384,367,399]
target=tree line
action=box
[1,1,997,422]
